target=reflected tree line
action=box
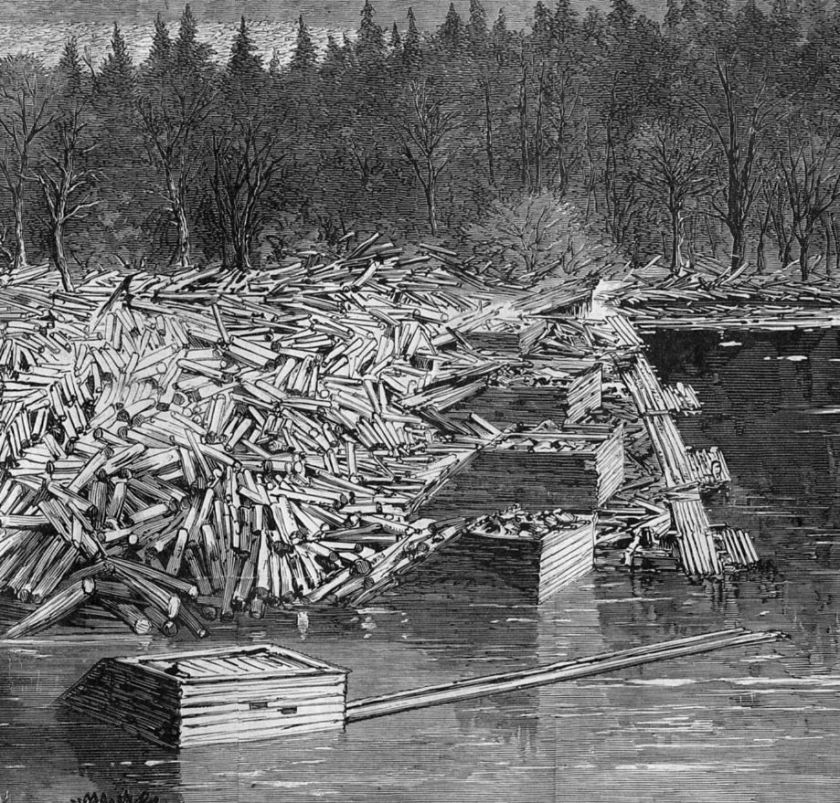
[3,1,840,286]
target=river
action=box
[2,328,840,803]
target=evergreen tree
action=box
[228,16,263,82]
[323,33,345,69]
[681,0,701,23]
[404,7,422,65]
[175,4,211,73]
[466,0,489,50]
[390,21,402,49]
[438,3,464,50]
[357,0,385,62]
[57,36,83,95]
[489,8,513,63]
[149,13,171,71]
[341,32,356,66]
[492,8,509,43]
[664,0,682,30]
[702,0,730,20]
[581,6,606,44]
[553,0,579,43]
[99,22,135,98]
[290,15,318,71]
[769,0,800,49]
[532,1,554,50]
[607,0,637,32]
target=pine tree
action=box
[467,0,489,50]
[532,1,554,49]
[492,8,509,42]
[390,21,402,49]
[404,7,422,65]
[438,3,464,50]
[149,13,171,71]
[290,15,318,71]
[607,0,637,32]
[582,6,606,42]
[357,0,385,62]
[57,36,83,95]
[342,32,356,65]
[681,0,701,23]
[175,4,211,73]
[769,0,800,44]
[323,33,344,68]
[664,0,681,30]
[553,0,578,43]
[99,22,135,97]
[228,16,263,81]
[740,0,764,28]
[702,0,730,20]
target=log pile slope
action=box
[0,242,512,638]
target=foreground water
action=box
[3,328,840,802]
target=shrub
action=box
[461,191,621,288]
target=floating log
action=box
[346,628,782,722]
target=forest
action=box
[0,0,839,288]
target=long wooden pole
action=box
[346,628,782,723]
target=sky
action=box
[0,1,667,30]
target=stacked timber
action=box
[418,423,624,518]
[60,643,348,747]
[433,505,596,602]
[0,240,512,637]
[448,358,602,428]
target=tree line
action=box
[2,0,840,288]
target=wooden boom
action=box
[346,627,783,723]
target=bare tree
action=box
[0,56,54,271]
[764,175,795,268]
[634,119,712,274]
[692,55,774,271]
[545,64,584,196]
[36,106,98,291]
[340,118,387,194]
[602,75,642,253]
[776,118,840,280]
[209,120,284,271]
[137,73,215,268]
[397,80,460,236]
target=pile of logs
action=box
[618,259,840,331]
[0,240,511,638]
